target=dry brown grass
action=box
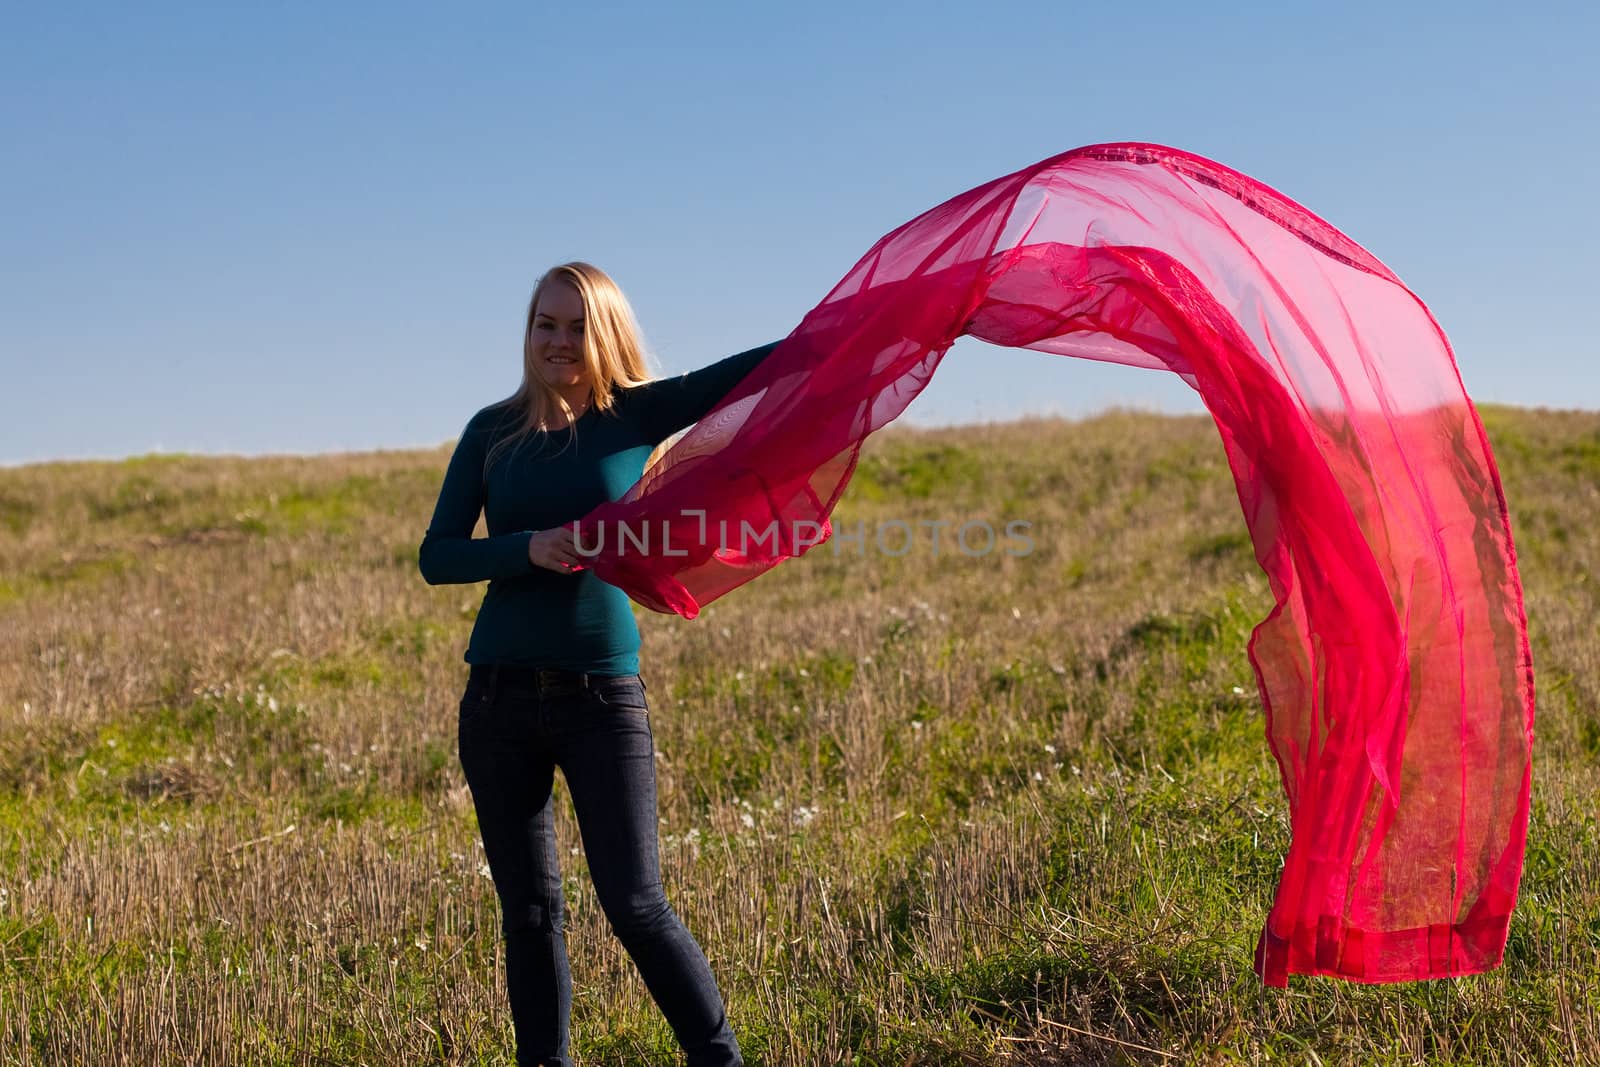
[1,404,1596,1064]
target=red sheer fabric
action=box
[578,143,1535,985]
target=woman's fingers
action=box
[530,524,591,571]
[558,524,590,569]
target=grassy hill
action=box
[1,404,1596,1065]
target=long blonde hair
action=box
[484,262,663,472]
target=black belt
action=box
[468,663,626,697]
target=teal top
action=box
[419,341,782,674]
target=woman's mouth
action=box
[548,356,578,365]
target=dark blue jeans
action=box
[457,665,743,1067]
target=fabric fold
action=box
[577,142,1535,985]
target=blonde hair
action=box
[485,262,664,472]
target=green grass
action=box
[0,407,1595,1064]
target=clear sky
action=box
[3,1,1595,466]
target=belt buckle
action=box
[537,668,586,698]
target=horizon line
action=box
[1,399,1589,471]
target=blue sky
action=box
[3,1,1595,466]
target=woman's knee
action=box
[502,897,564,941]
[599,888,674,940]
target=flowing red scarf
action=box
[577,142,1536,986]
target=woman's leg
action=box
[557,678,744,1067]
[459,689,573,1067]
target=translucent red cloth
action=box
[578,142,1536,985]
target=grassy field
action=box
[1,404,1596,1065]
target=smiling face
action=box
[529,280,592,400]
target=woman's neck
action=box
[542,388,592,430]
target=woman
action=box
[419,261,778,1067]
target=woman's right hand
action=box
[527,524,588,573]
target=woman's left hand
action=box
[527,524,588,573]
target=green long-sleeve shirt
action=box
[419,341,782,674]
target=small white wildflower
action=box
[910,720,923,731]
[740,812,755,829]
[413,936,429,953]
[1232,686,1245,695]
[267,697,279,712]
[719,627,732,639]
[478,863,492,878]
[1011,607,1022,619]
[1033,771,1044,781]
[1043,743,1056,754]
[798,668,809,677]
[861,655,872,664]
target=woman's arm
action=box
[632,340,784,443]
[417,415,537,585]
